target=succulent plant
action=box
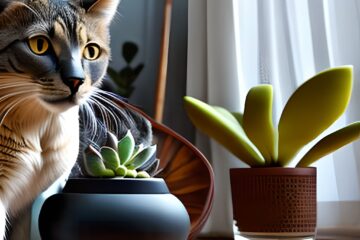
[184,66,360,167]
[83,130,159,178]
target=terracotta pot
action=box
[230,167,316,238]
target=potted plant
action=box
[37,130,190,240]
[183,66,360,238]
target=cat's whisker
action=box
[79,102,109,149]
[86,89,136,141]
[87,97,112,130]
[80,103,98,139]
[0,89,37,95]
[92,90,131,117]
[0,88,39,123]
[0,89,38,103]
[0,83,36,88]
[91,90,129,120]
[90,101,127,133]
[0,95,34,125]
[89,95,123,133]
[0,73,32,79]
[0,93,35,103]
[92,98,120,133]
[93,89,125,102]
[0,82,37,87]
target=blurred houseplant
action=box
[38,130,190,240]
[107,41,144,98]
[184,66,360,237]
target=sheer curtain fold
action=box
[188,1,244,236]
[187,0,360,237]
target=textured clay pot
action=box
[39,178,190,240]
[230,167,317,238]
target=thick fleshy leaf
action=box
[118,130,135,164]
[83,145,115,177]
[243,85,276,164]
[231,112,243,126]
[125,169,137,178]
[124,144,144,166]
[213,106,241,127]
[278,66,353,166]
[136,171,151,178]
[184,96,265,166]
[296,122,360,167]
[100,146,120,171]
[104,131,118,150]
[130,145,157,170]
[115,165,127,177]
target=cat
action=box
[0,0,152,239]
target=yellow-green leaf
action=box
[213,106,242,128]
[296,121,360,167]
[243,85,276,164]
[278,66,353,166]
[231,112,243,126]
[184,96,265,166]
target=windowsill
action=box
[317,201,360,239]
[316,227,360,240]
[197,201,360,240]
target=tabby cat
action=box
[0,0,152,239]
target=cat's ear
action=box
[80,0,120,24]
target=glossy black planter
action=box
[39,178,190,240]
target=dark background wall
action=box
[109,0,193,141]
[162,0,193,140]
[109,0,164,116]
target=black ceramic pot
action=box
[39,178,190,240]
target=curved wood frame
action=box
[154,0,173,122]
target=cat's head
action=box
[0,0,120,113]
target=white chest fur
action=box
[0,104,80,215]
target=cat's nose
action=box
[67,78,84,93]
[63,76,85,95]
[60,59,85,94]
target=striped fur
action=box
[0,1,152,239]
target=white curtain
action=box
[187,0,360,237]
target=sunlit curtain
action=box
[187,0,360,237]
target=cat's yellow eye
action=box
[83,43,101,60]
[28,36,50,55]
